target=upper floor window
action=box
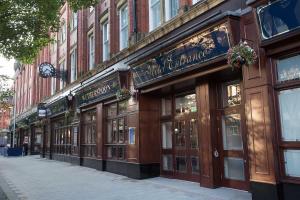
[89,6,94,13]
[102,21,110,61]
[70,48,77,82]
[149,0,161,31]
[192,0,204,4]
[149,0,179,31]
[119,4,128,50]
[70,11,78,31]
[60,22,66,43]
[165,0,179,21]
[88,33,95,70]
[51,77,56,95]
[59,60,66,90]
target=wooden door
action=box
[174,113,200,181]
[216,81,249,190]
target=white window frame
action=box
[60,22,66,43]
[119,4,129,50]
[102,21,110,61]
[149,0,161,31]
[51,77,56,95]
[165,0,179,21]
[70,11,78,30]
[88,33,95,70]
[70,48,77,82]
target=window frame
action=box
[88,32,95,70]
[105,101,128,160]
[70,47,77,82]
[59,60,66,90]
[119,4,129,50]
[274,53,300,183]
[70,11,78,31]
[102,20,110,61]
[60,22,66,44]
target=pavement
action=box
[0,155,252,200]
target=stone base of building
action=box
[80,157,104,171]
[250,182,281,200]
[282,182,300,200]
[105,160,160,179]
[52,154,80,165]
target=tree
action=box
[0,0,99,64]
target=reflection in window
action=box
[284,150,300,177]
[224,157,245,181]
[191,156,200,174]
[223,82,241,107]
[162,122,172,149]
[222,114,243,150]
[175,94,197,114]
[163,155,173,171]
[161,97,172,116]
[174,121,185,148]
[277,55,300,82]
[190,118,198,149]
[176,156,187,172]
[279,88,300,141]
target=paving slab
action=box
[0,156,252,200]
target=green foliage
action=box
[0,0,99,63]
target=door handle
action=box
[213,148,219,158]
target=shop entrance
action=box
[216,80,249,190]
[161,93,200,182]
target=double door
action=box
[161,93,200,182]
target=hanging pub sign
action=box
[257,0,300,40]
[37,103,47,118]
[131,23,230,88]
[46,98,68,117]
[76,73,121,107]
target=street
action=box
[0,156,252,200]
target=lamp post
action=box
[12,81,16,148]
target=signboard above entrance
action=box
[131,23,230,88]
[76,73,121,107]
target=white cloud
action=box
[0,55,15,88]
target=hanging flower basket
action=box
[116,87,131,101]
[227,41,257,69]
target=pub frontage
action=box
[11,1,300,200]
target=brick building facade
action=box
[12,0,300,200]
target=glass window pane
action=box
[284,150,300,177]
[107,103,117,117]
[118,118,125,143]
[112,120,118,143]
[222,114,243,150]
[175,94,197,114]
[161,122,172,149]
[162,155,173,171]
[191,156,200,174]
[175,156,186,172]
[107,120,112,143]
[223,82,241,107]
[174,121,185,148]
[224,157,245,181]
[161,97,172,116]
[118,101,127,115]
[190,118,198,149]
[277,55,300,82]
[279,88,300,141]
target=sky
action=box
[0,55,15,88]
